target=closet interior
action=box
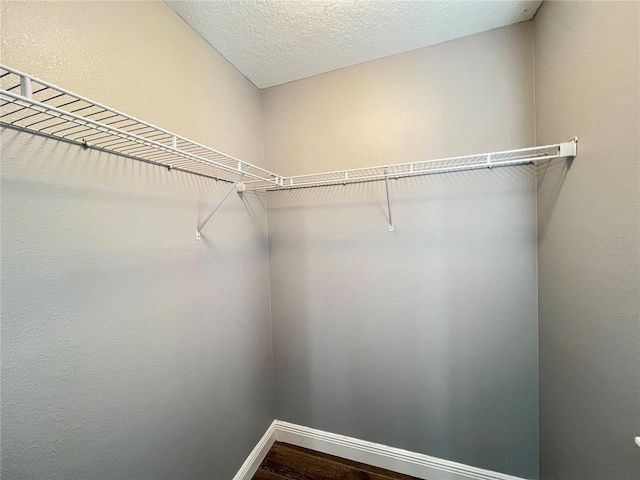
[1,2,638,480]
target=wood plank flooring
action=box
[252,441,420,480]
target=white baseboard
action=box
[232,420,277,480]
[235,419,526,480]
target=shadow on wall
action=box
[267,166,539,479]
[1,125,269,253]
[267,166,537,248]
[239,190,268,235]
[0,125,226,204]
[1,126,274,479]
[537,157,574,241]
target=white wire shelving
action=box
[0,65,280,187]
[0,65,577,236]
[243,141,577,191]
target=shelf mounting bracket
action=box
[560,137,578,158]
[384,167,394,232]
[196,166,250,240]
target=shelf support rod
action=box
[196,166,250,240]
[383,167,394,232]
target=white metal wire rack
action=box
[243,142,577,191]
[0,65,280,187]
[0,65,577,192]
[0,65,577,235]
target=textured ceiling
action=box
[166,1,542,89]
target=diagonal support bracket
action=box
[196,166,250,240]
[383,167,394,232]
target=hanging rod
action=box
[0,64,577,195]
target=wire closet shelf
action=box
[0,65,577,194]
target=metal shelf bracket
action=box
[383,167,394,232]
[560,137,578,157]
[195,166,250,240]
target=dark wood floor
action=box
[252,441,419,480]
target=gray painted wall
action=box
[261,22,535,176]
[534,2,640,479]
[263,24,539,479]
[1,2,273,479]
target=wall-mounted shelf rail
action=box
[0,65,577,236]
[243,141,577,191]
[0,65,280,187]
